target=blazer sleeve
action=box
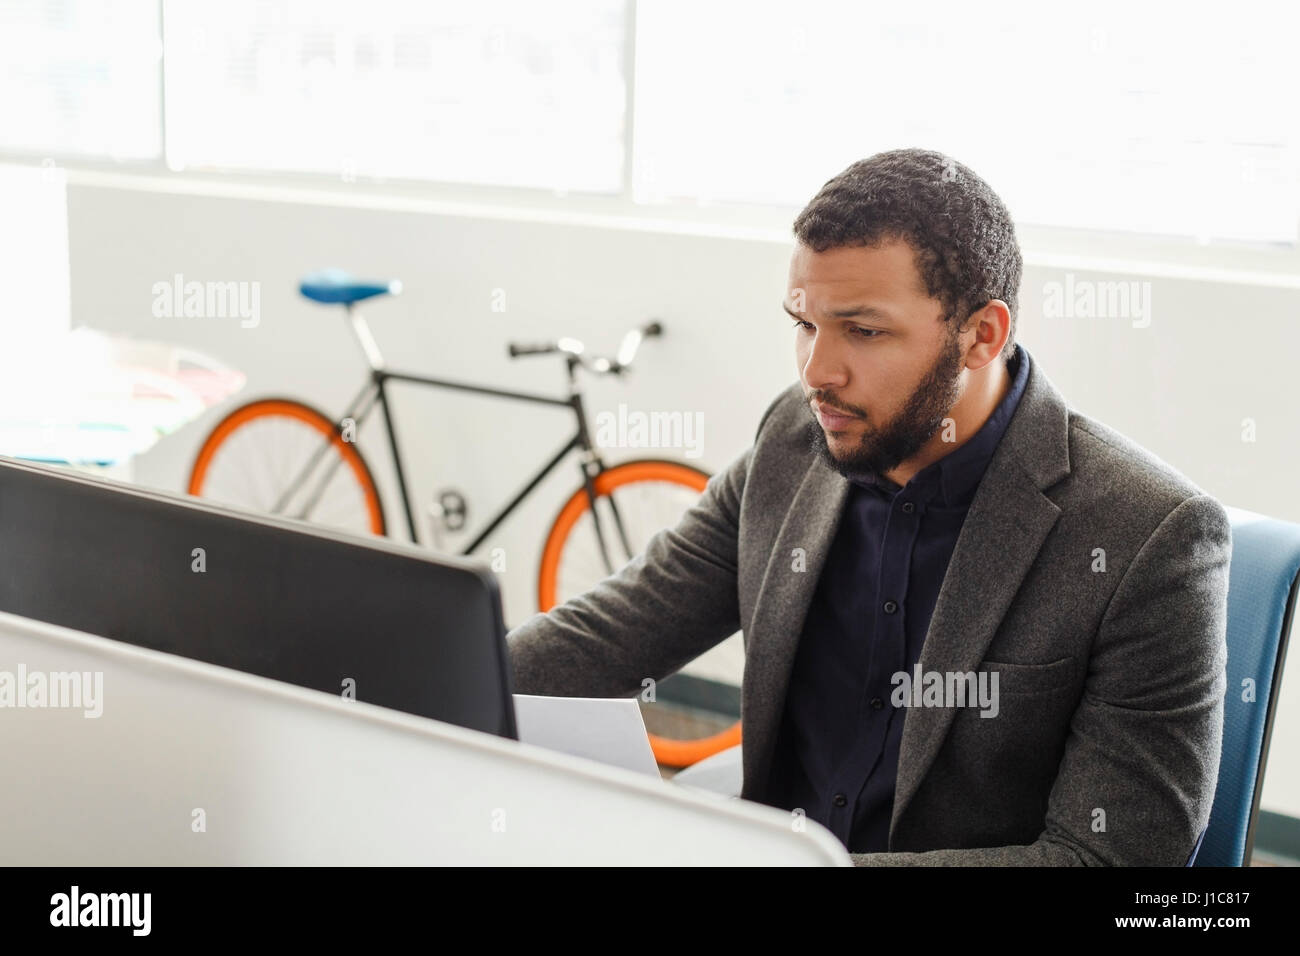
[849,493,1232,866]
[506,444,752,701]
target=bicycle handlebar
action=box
[507,342,556,358]
[507,321,664,375]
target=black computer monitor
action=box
[0,456,517,739]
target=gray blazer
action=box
[507,353,1231,866]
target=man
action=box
[508,148,1230,866]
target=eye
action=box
[852,327,882,339]
[790,317,814,332]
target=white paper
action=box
[512,694,660,778]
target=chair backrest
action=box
[1194,507,1300,866]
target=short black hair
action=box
[792,148,1021,364]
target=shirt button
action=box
[871,697,884,710]
[901,501,915,514]
[832,793,848,808]
[883,600,898,614]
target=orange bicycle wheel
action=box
[538,459,742,767]
[188,398,386,537]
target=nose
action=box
[799,328,849,394]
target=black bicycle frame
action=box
[299,363,635,573]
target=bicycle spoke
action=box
[218,431,257,507]
[231,428,273,511]
[192,405,380,539]
[554,476,704,607]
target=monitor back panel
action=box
[0,458,515,738]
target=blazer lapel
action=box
[888,359,1072,837]
[740,453,849,802]
[885,450,1062,835]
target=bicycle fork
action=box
[570,390,635,576]
[577,452,637,577]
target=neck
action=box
[883,355,1012,487]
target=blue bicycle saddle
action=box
[299,269,402,305]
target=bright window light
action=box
[0,0,161,160]
[633,0,1299,243]
[162,0,627,193]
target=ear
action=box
[961,300,1011,371]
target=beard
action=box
[805,330,966,484]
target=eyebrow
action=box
[782,302,895,322]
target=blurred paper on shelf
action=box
[0,328,245,467]
[0,163,245,469]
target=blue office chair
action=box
[676,505,1300,867]
[1191,507,1300,866]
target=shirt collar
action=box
[852,342,1031,508]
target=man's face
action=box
[786,239,969,483]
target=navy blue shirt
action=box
[767,342,1031,853]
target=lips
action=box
[813,401,860,430]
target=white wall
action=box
[64,179,1300,818]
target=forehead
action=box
[787,239,929,303]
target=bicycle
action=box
[187,269,742,766]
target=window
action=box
[162,0,627,193]
[632,0,1299,243]
[1,0,1297,244]
[0,0,160,160]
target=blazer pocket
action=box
[976,656,1075,695]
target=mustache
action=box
[807,393,865,418]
